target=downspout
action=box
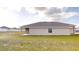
[73,26,75,35]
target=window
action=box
[48,28,52,33]
[25,28,29,33]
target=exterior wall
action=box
[9,29,20,32]
[0,28,20,32]
[0,28,9,32]
[28,27,74,35]
[52,28,73,35]
[29,28,52,35]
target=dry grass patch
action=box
[0,32,79,50]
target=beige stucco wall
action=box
[29,27,74,35]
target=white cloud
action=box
[0,0,79,7]
[0,8,19,27]
[0,7,78,27]
[0,0,78,27]
[59,12,77,19]
[35,7,78,22]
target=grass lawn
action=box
[0,32,79,51]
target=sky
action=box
[0,0,79,27]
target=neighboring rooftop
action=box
[0,26,10,29]
[0,26,20,29]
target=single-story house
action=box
[0,26,10,32]
[9,28,20,32]
[21,22,75,35]
[0,26,20,32]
